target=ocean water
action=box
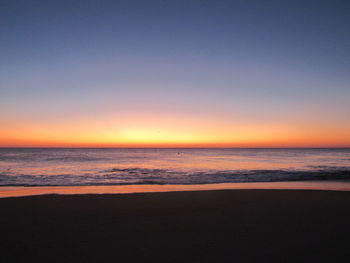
[0,148,349,187]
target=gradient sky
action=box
[1,0,349,147]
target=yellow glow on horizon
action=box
[0,112,349,147]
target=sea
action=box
[1,148,350,187]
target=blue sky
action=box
[1,0,349,146]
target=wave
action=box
[45,156,108,162]
[1,167,350,187]
[0,154,108,162]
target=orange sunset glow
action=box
[1,112,349,147]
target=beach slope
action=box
[1,190,350,262]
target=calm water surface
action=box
[0,148,349,186]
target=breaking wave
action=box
[1,167,350,186]
[1,148,350,186]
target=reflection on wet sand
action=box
[1,181,350,198]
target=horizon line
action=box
[1,146,350,149]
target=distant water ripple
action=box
[0,148,349,186]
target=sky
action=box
[0,0,349,147]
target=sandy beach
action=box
[1,189,350,262]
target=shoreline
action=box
[1,180,350,198]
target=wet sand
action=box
[1,190,350,262]
[2,181,350,197]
